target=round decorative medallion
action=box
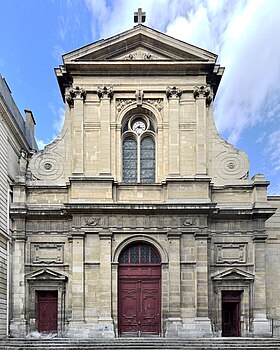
[215,151,249,180]
[28,152,64,181]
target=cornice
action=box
[0,99,32,152]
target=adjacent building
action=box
[0,75,37,338]
[8,20,280,338]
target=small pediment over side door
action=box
[26,268,68,281]
[212,268,254,281]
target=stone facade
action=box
[8,25,280,338]
[0,75,37,338]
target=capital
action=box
[66,85,86,107]
[166,86,182,99]
[97,85,114,99]
[193,85,213,106]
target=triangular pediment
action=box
[63,25,217,63]
[26,268,67,281]
[212,268,254,281]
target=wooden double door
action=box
[118,243,161,337]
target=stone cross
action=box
[134,8,146,24]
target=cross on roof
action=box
[134,8,146,24]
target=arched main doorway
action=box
[118,242,161,337]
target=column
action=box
[252,220,270,336]
[98,231,114,337]
[66,86,86,175]
[166,230,182,336]
[194,228,212,335]
[193,86,212,175]
[68,230,85,330]
[166,86,181,177]
[97,86,113,176]
[10,219,27,337]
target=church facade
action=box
[9,23,280,338]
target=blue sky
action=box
[0,0,280,194]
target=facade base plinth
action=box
[10,318,27,338]
[66,319,115,338]
[166,317,213,338]
[252,317,271,337]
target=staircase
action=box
[0,338,280,350]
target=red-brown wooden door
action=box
[37,291,58,333]
[118,243,161,336]
[222,291,241,337]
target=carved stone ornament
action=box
[180,217,197,226]
[166,86,182,99]
[124,50,156,60]
[97,85,114,99]
[145,99,163,111]
[66,85,86,107]
[116,98,164,113]
[193,85,213,106]
[135,90,144,106]
[84,217,101,227]
[116,99,133,112]
[215,150,249,180]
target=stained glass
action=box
[119,243,160,264]
[140,137,155,183]
[119,250,129,263]
[123,137,137,183]
[130,245,139,263]
[140,244,150,263]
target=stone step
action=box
[0,338,280,350]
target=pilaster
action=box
[98,230,114,337]
[193,86,212,175]
[252,220,270,336]
[69,230,85,323]
[98,86,113,176]
[66,86,86,175]
[10,219,27,337]
[194,228,212,335]
[166,230,182,336]
[166,86,181,177]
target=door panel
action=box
[119,281,138,333]
[141,282,160,334]
[119,266,161,336]
[37,291,58,333]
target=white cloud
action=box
[266,129,280,172]
[49,103,65,135]
[36,139,48,150]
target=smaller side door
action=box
[37,291,58,333]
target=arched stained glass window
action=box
[119,242,160,264]
[122,137,137,183]
[140,137,155,184]
[122,114,156,184]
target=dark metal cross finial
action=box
[134,8,146,24]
